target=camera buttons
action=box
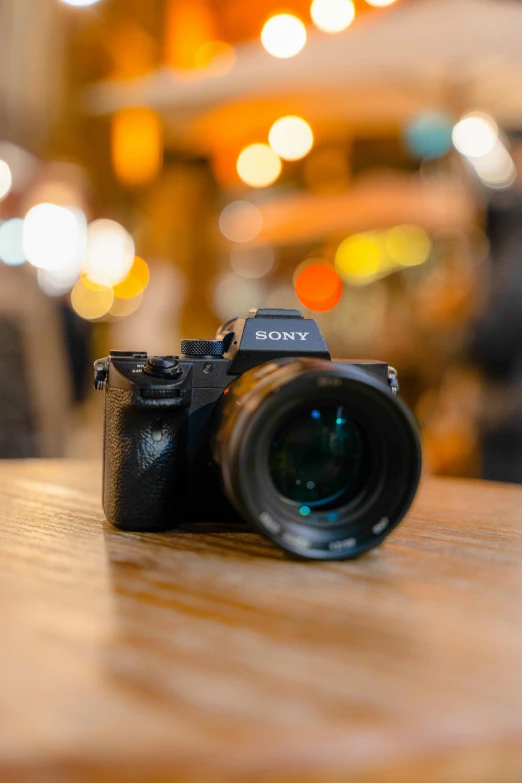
[143,356,183,379]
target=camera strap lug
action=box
[94,358,109,391]
[388,366,399,396]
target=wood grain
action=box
[1,460,522,782]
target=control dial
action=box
[181,339,225,357]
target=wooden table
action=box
[2,460,522,782]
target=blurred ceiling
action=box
[86,0,522,149]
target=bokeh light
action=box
[109,292,144,318]
[83,219,135,286]
[471,141,516,189]
[23,204,86,271]
[0,161,13,201]
[71,279,114,320]
[230,245,275,278]
[129,256,150,289]
[452,113,498,158]
[295,263,343,311]
[404,111,454,160]
[212,272,264,320]
[237,144,282,188]
[219,201,263,242]
[112,257,150,299]
[264,283,301,310]
[364,0,398,6]
[37,266,80,297]
[112,275,143,300]
[0,143,38,193]
[112,108,163,188]
[268,116,314,161]
[311,0,356,33]
[385,225,432,266]
[0,219,26,266]
[261,14,307,59]
[194,41,236,76]
[335,233,383,282]
[60,0,102,5]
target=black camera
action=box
[95,308,421,560]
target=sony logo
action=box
[255,331,310,341]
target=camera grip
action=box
[103,387,186,531]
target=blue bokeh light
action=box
[404,111,454,160]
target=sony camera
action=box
[95,308,421,560]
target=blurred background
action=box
[1,0,522,482]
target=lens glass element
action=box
[269,403,370,510]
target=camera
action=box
[94,308,421,560]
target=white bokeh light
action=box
[452,113,498,158]
[230,245,275,279]
[0,219,26,266]
[0,160,13,201]
[37,267,80,297]
[311,0,356,33]
[219,201,263,243]
[268,116,314,161]
[83,219,135,286]
[212,272,264,320]
[472,140,516,189]
[261,14,307,59]
[23,204,86,272]
[60,0,103,6]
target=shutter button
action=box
[143,356,182,378]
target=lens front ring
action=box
[214,358,422,560]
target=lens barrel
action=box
[213,358,421,560]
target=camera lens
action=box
[269,404,370,510]
[213,358,421,561]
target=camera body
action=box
[96,308,419,560]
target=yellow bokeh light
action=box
[311,0,356,33]
[112,274,143,300]
[261,14,307,59]
[385,225,431,266]
[71,279,114,320]
[237,144,282,188]
[268,116,314,161]
[110,292,144,318]
[335,234,383,281]
[194,41,236,76]
[112,108,163,188]
[364,0,398,6]
[130,256,150,289]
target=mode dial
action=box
[181,339,225,357]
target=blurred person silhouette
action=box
[0,264,71,457]
[473,133,522,483]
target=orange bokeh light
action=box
[111,108,163,187]
[295,263,342,311]
[164,0,216,69]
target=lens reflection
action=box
[269,403,369,510]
